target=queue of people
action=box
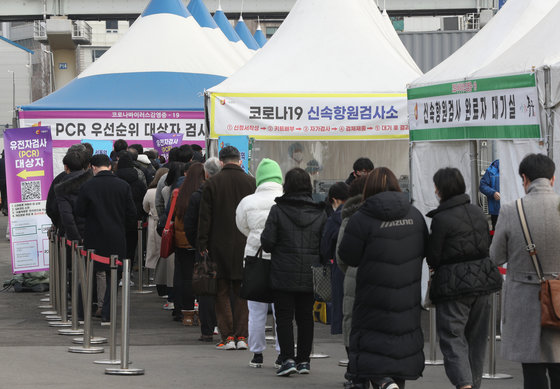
[46,141,560,389]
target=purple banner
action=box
[152,133,184,162]
[5,126,53,274]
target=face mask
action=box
[292,151,303,163]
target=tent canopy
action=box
[21,0,238,111]
[235,16,260,50]
[253,23,267,47]
[213,8,241,43]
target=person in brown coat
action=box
[198,146,256,350]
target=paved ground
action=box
[0,215,524,388]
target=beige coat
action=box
[490,178,560,363]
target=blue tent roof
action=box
[254,28,267,47]
[235,18,260,50]
[213,9,241,42]
[20,72,225,111]
[142,0,190,18]
[187,0,218,28]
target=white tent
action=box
[407,0,560,217]
[207,0,422,182]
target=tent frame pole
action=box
[543,66,554,161]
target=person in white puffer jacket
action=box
[236,158,283,368]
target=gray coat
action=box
[490,178,560,363]
[335,195,362,348]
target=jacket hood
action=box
[275,193,325,228]
[255,181,283,194]
[342,194,363,219]
[426,193,471,218]
[360,191,410,221]
[54,169,93,196]
[116,167,139,184]
[137,154,151,165]
[527,177,554,194]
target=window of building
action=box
[92,49,108,62]
[265,26,279,38]
[105,20,118,33]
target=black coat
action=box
[198,164,256,280]
[338,191,427,380]
[47,171,67,229]
[116,167,147,221]
[320,204,343,262]
[426,194,502,303]
[184,186,203,248]
[261,193,326,293]
[54,169,93,241]
[76,170,136,260]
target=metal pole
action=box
[134,220,151,294]
[482,293,512,379]
[39,228,55,307]
[59,241,84,336]
[45,234,62,320]
[95,255,121,365]
[68,249,104,354]
[105,259,144,375]
[425,307,443,365]
[49,238,71,327]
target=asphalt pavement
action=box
[0,215,525,389]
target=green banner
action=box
[410,125,541,141]
[407,73,536,100]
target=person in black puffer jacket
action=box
[338,167,428,389]
[116,152,147,265]
[261,168,326,377]
[427,168,502,389]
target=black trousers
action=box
[173,248,195,313]
[198,295,217,336]
[522,363,560,389]
[273,290,314,364]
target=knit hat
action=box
[256,158,283,187]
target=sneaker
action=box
[213,326,219,335]
[297,362,310,374]
[377,378,398,389]
[215,336,237,350]
[274,355,283,369]
[163,302,174,310]
[249,353,263,368]
[276,359,297,376]
[236,337,248,350]
[338,359,349,367]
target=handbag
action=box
[240,247,273,303]
[312,263,332,302]
[192,252,217,296]
[160,189,179,258]
[516,199,560,329]
[422,270,435,309]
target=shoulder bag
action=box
[312,263,332,302]
[240,247,273,303]
[516,198,560,329]
[192,251,217,296]
[160,189,178,258]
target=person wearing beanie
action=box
[236,158,283,367]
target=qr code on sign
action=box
[21,180,41,201]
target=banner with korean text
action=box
[209,93,409,140]
[152,133,184,162]
[5,127,53,273]
[407,73,541,141]
[19,110,206,148]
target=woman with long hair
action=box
[173,162,206,321]
[338,167,427,389]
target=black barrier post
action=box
[59,241,84,336]
[68,249,105,354]
[105,258,144,375]
[425,307,444,366]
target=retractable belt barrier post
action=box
[95,255,122,365]
[482,292,512,380]
[106,258,145,375]
[39,229,56,309]
[134,220,151,294]
[425,307,444,366]
[68,249,105,354]
[49,238,71,327]
[42,232,60,316]
[59,241,84,336]
[45,235,63,321]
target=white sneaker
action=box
[236,337,248,350]
[163,302,174,310]
[213,326,219,335]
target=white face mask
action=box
[292,151,303,163]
